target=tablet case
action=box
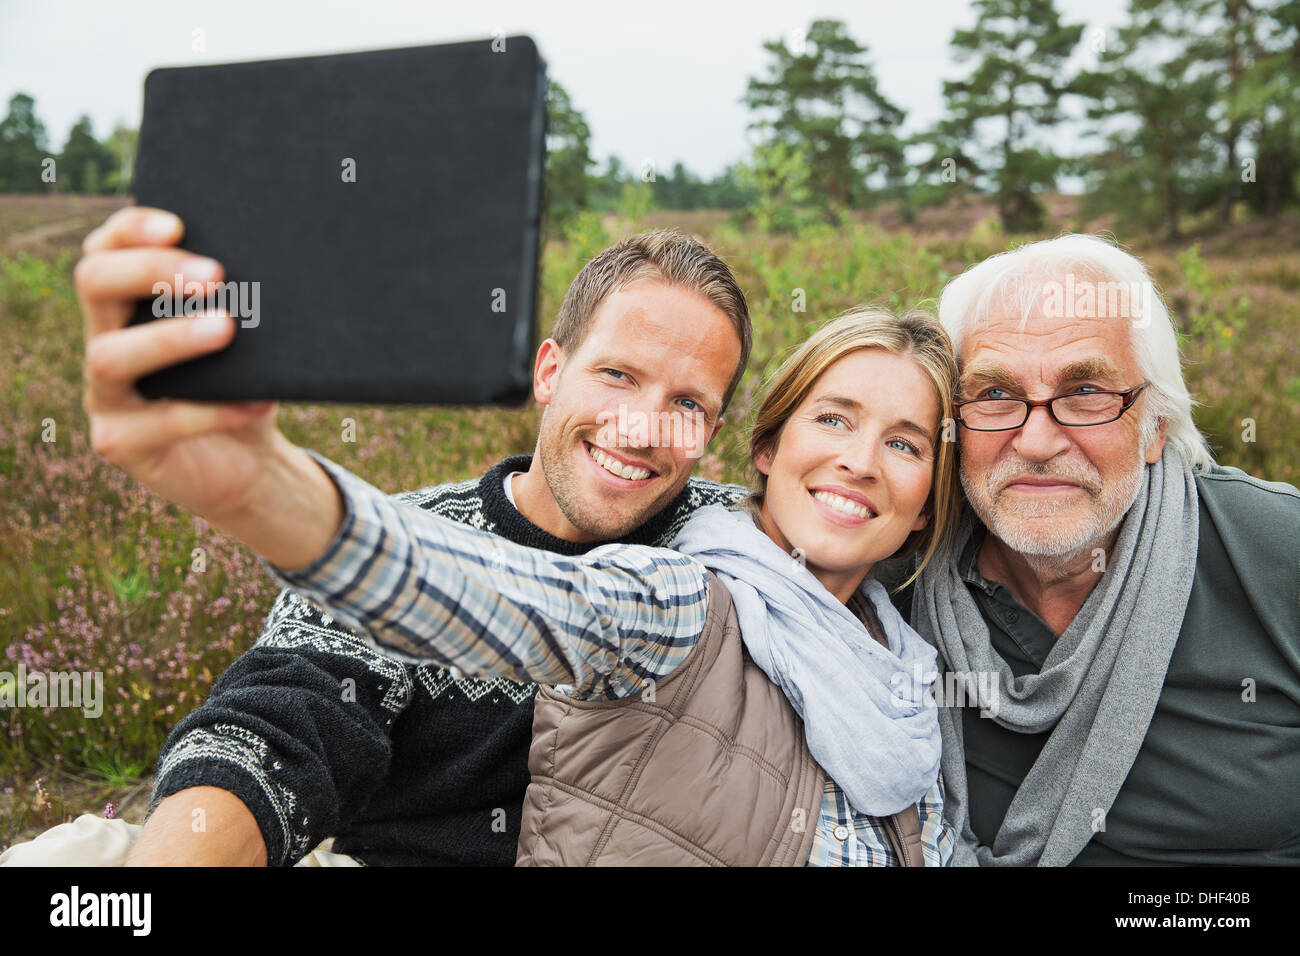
[129,37,546,405]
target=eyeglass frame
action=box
[952,382,1151,432]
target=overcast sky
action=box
[2,0,1132,178]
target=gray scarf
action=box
[673,503,942,816]
[912,448,1199,865]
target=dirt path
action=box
[4,215,102,247]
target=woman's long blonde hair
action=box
[747,307,960,588]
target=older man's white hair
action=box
[938,233,1214,472]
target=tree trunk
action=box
[1159,135,1181,241]
[1218,0,1246,224]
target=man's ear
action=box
[533,338,563,407]
[709,417,725,446]
[1144,417,1169,465]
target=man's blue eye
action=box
[986,388,1008,399]
[680,398,699,411]
[605,369,626,379]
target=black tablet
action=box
[129,36,546,405]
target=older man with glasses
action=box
[893,234,1300,866]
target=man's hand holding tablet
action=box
[78,37,547,567]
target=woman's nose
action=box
[838,437,881,479]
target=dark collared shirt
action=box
[952,466,1300,865]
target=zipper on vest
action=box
[888,815,912,867]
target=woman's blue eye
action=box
[816,413,847,428]
[888,438,920,455]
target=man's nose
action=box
[1011,403,1072,461]
[620,393,671,450]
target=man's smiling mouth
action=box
[584,441,656,482]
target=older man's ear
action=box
[1145,419,1169,465]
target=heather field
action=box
[2,194,1298,847]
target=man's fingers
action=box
[84,312,236,406]
[76,248,225,339]
[89,400,276,466]
[75,247,223,311]
[82,206,185,255]
[76,206,219,343]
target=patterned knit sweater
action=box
[147,454,748,865]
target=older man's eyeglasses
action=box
[954,383,1150,432]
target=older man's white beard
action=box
[961,452,1146,564]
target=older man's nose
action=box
[1011,404,1072,461]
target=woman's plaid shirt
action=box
[265,452,954,866]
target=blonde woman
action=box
[264,308,962,866]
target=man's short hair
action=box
[551,229,752,415]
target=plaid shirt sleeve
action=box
[259,450,709,701]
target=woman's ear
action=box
[753,443,773,476]
[911,509,930,533]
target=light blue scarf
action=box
[672,503,942,816]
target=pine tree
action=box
[1230,0,1299,215]
[1075,3,1220,239]
[901,114,985,222]
[744,19,906,211]
[0,93,51,192]
[105,124,138,194]
[1080,0,1298,229]
[657,161,698,209]
[58,116,116,194]
[940,0,1084,232]
[543,80,595,233]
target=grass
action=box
[2,193,1297,849]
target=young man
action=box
[4,211,751,866]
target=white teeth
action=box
[813,490,873,519]
[588,444,651,481]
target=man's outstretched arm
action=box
[127,787,267,866]
[267,452,710,700]
[129,587,412,866]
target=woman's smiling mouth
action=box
[809,486,878,524]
